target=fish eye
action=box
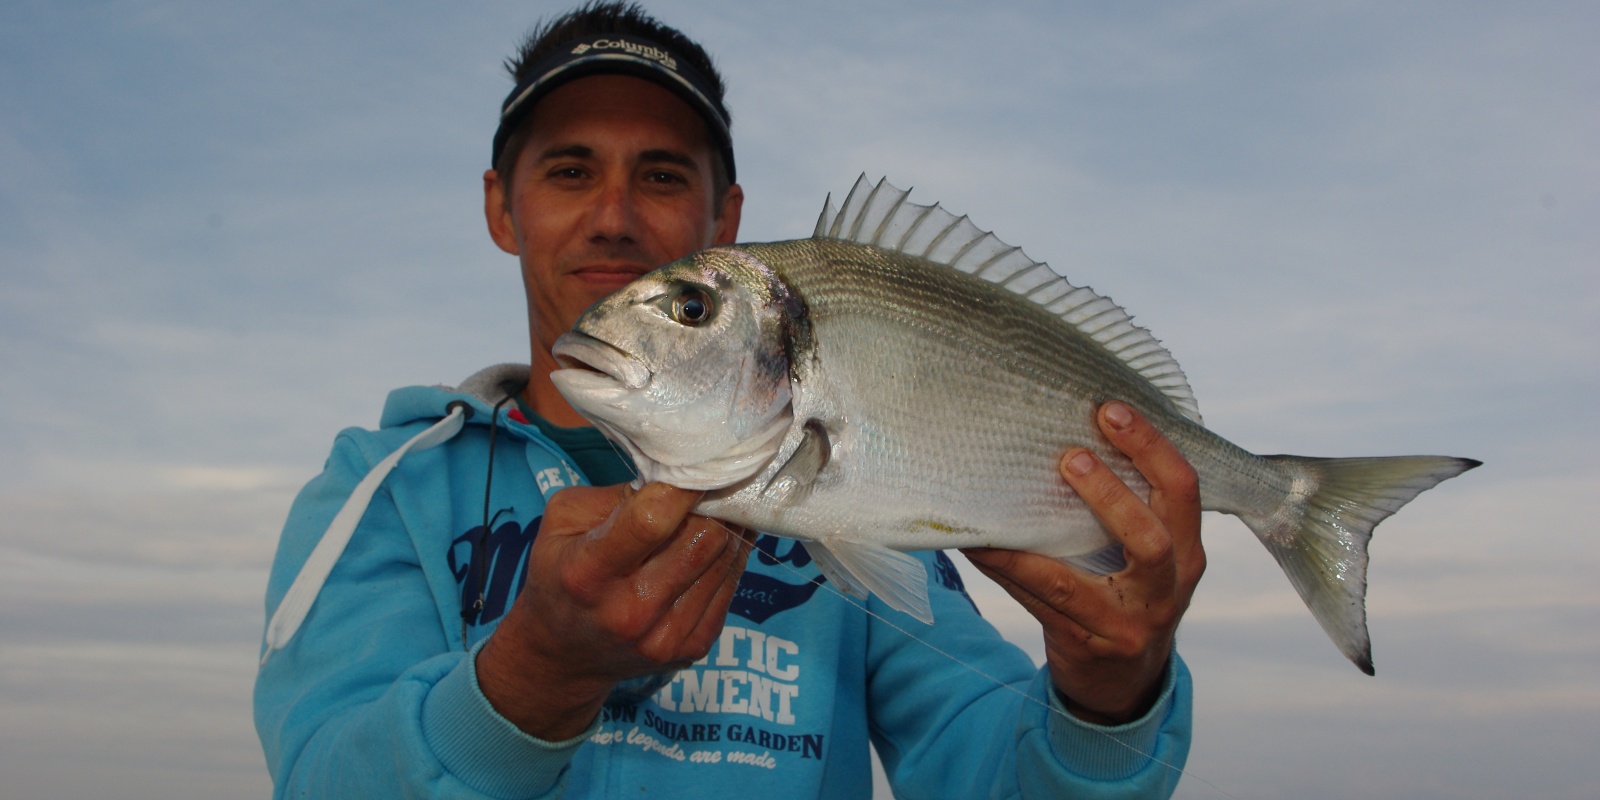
[671,286,716,327]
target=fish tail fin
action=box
[1240,454,1480,675]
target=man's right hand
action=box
[475,482,753,741]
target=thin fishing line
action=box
[760,553,1241,800]
[609,435,641,483]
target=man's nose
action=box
[587,178,639,243]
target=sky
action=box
[1,1,1596,798]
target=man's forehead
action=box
[521,76,716,157]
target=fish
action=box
[550,175,1480,674]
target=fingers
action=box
[1097,401,1205,586]
[541,484,630,537]
[585,482,707,575]
[960,403,1204,724]
[1062,402,1202,576]
[964,543,1136,642]
[551,482,750,659]
[963,548,1094,638]
[1060,445,1173,571]
[640,525,755,663]
[633,516,746,606]
[1096,402,1200,526]
[492,485,752,737]
[973,401,1203,631]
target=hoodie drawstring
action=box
[261,403,471,665]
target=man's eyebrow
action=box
[531,146,698,170]
[534,144,594,162]
[639,149,698,169]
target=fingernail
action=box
[1104,402,1133,430]
[1065,450,1096,476]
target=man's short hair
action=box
[493,1,734,202]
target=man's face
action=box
[485,74,743,359]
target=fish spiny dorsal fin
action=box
[813,195,836,238]
[813,175,1203,425]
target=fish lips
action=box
[551,331,652,391]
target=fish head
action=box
[550,246,800,489]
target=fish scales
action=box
[549,176,1479,673]
[739,238,1163,556]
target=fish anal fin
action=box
[1061,543,1127,575]
[806,537,933,624]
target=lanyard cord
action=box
[461,387,517,648]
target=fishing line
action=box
[759,552,1241,800]
[609,436,641,483]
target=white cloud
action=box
[0,641,270,800]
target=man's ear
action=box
[484,169,519,255]
[712,183,744,246]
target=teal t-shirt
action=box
[515,399,638,487]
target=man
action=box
[254,3,1204,797]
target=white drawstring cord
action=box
[261,404,470,666]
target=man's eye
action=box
[646,170,686,185]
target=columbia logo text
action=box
[571,39,677,70]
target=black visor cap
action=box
[491,34,735,183]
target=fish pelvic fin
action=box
[804,538,933,624]
[1243,455,1481,675]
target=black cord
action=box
[461,387,517,648]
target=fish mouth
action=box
[551,331,651,390]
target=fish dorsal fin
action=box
[813,174,1202,425]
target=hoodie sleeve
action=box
[865,553,1192,799]
[252,428,589,799]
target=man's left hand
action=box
[964,401,1205,725]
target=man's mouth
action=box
[571,264,651,287]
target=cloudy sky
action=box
[2,1,1595,798]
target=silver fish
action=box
[551,175,1479,674]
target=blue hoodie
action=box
[254,365,1192,799]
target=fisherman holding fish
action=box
[255,2,1210,796]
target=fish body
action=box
[551,176,1479,673]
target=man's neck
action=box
[525,350,592,428]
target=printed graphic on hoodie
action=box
[589,623,826,768]
[448,520,980,770]
[450,525,975,632]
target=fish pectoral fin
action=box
[760,419,830,502]
[806,537,933,624]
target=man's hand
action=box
[476,482,754,741]
[964,401,1205,725]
